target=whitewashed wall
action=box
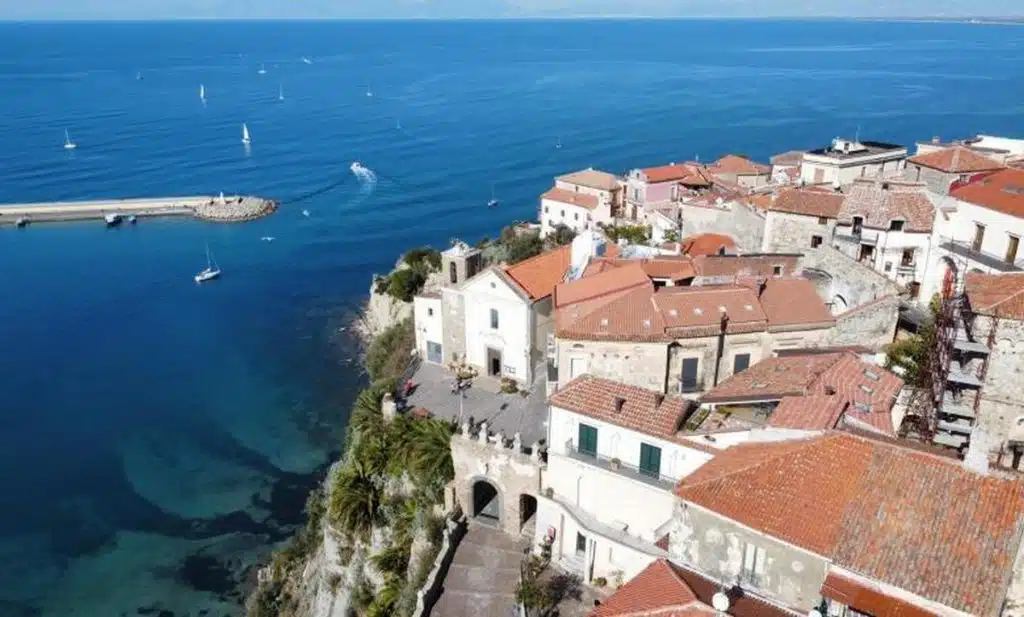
[463,270,532,381]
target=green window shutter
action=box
[578,424,598,456]
[639,443,662,477]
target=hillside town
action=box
[390,132,1024,617]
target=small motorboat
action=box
[487,183,499,208]
[350,161,366,174]
[261,236,275,242]
[104,213,123,227]
[301,209,310,217]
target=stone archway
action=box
[519,494,538,535]
[471,478,502,526]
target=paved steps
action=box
[431,523,529,617]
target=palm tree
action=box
[328,460,382,539]
[365,575,403,617]
[409,419,455,486]
[385,414,417,476]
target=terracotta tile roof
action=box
[504,245,571,300]
[641,163,713,186]
[590,559,706,617]
[753,278,835,330]
[691,255,800,280]
[908,146,1004,174]
[838,180,935,233]
[671,563,802,617]
[676,431,1024,617]
[767,395,847,430]
[681,433,1024,615]
[701,352,903,434]
[680,233,737,257]
[767,187,844,218]
[965,272,1024,320]
[951,168,1024,218]
[551,376,690,443]
[820,572,939,617]
[637,258,698,280]
[711,154,771,175]
[557,168,622,192]
[770,150,805,166]
[541,186,600,210]
[743,193,775,211]
[555,263,652,308]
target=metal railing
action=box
[564,440,676,489]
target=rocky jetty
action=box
[193,196,277,222]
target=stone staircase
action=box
[431,523,529,617]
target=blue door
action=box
[427,341,442,364]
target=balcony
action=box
[564,440,677,490]
[939,240,1022,273]
[835,229,879,246]
[896,263,917,275]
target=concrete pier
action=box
[0,195,277,227]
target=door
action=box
[639,443,662,478]
[426,341,442,364]
[680,357,699,393]
[486,347,502,377]
[569,356,588,380]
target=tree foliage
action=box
[365,319,415,383]
[885,295,941,389]
[328,460,383,540]
[548,224,577,247]
[499,225,544,264]
[601,223,650,245]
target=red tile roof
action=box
[951,168,1024,218]
[504,245,571,300]
[701,352,902,434]
[965,272,1024,320]
[838,180,935,233]
[557,168,622,192]
[908,146,1004,174]
[767,395,847,430]
[641,163,713,186]
[590,559,709,617]
[711,154,771,175]
[555,263,652,308]
[753,278,836,331]
[681,233,737,257]
[551,376,690,443]
[676,432,1024,616]
[820,572,940,617]
[767,187,844,218]
[691,255,800,280]
[541,186,600,210]
[557,279,831,342]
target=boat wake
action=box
[350,161,378,186]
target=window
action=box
[575,532,587,555]
[811,235,823,248]
[680,358,699,393]
[544,206,549,213]
[852,216,863,236]
[489,309,499,329]
[427,308,434,317]
[449,262,457,285]
[578,424,598,457]
[889,220,904,231]
[639,443,662,478]
[973,223,986,251]
[901,249,915,267]
[569,356,588,379]
[772,265,783,276]
[733,353,751,374]
[884,261,892,273]
[741,543,767,586]
[817,216,828,225]
[1007,235,1020,265]
[574,212,579,221]
[560,209,565,218]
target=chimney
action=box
[614,396,626,413]
[654,393,665,408]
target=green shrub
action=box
[402,247,441,272]
[506,231,543,264]
[549,224,577,247]
[385,268,427,303]
[602,223,650,245]
[365,319,415,382]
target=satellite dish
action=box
[809,610,823,617]
[712,592,730,612]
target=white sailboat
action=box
[301,56,313,65]
[555,136,562,149]
[278,84,284,101]
[241,123,251,145]
[257,64,267,75]
[63,129,77,150]
[200,84,206,102]
[487,184,499,208]
[194,245,221,283]
[365,86,373,98]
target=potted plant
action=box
[593,577,607,588]
[610,457,621,470]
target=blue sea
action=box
[0,18,1021,617]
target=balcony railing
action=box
[564,440,677,489]
[939,240,1022,273]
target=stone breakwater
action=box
[193,196,277,222]
[0,195,277,226]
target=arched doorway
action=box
[472,479,501,526]
[519,494,538,535]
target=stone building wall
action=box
[556,339,668,392]
[762,210,835,253]
[969,314,1024,452]
[680,201,765,251]
[450,427,544,536]
[823,294,900,350]
[905,164,957,195]
[668,500,827,613]
[441,290,466,364]
[799,246,900,312]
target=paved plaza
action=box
[405,362,550,445]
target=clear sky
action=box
[2,0,1023,20]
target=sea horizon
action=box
[0,17,1021,617]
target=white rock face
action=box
[356,267,444,341]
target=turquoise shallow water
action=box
[0,18,1021,617]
